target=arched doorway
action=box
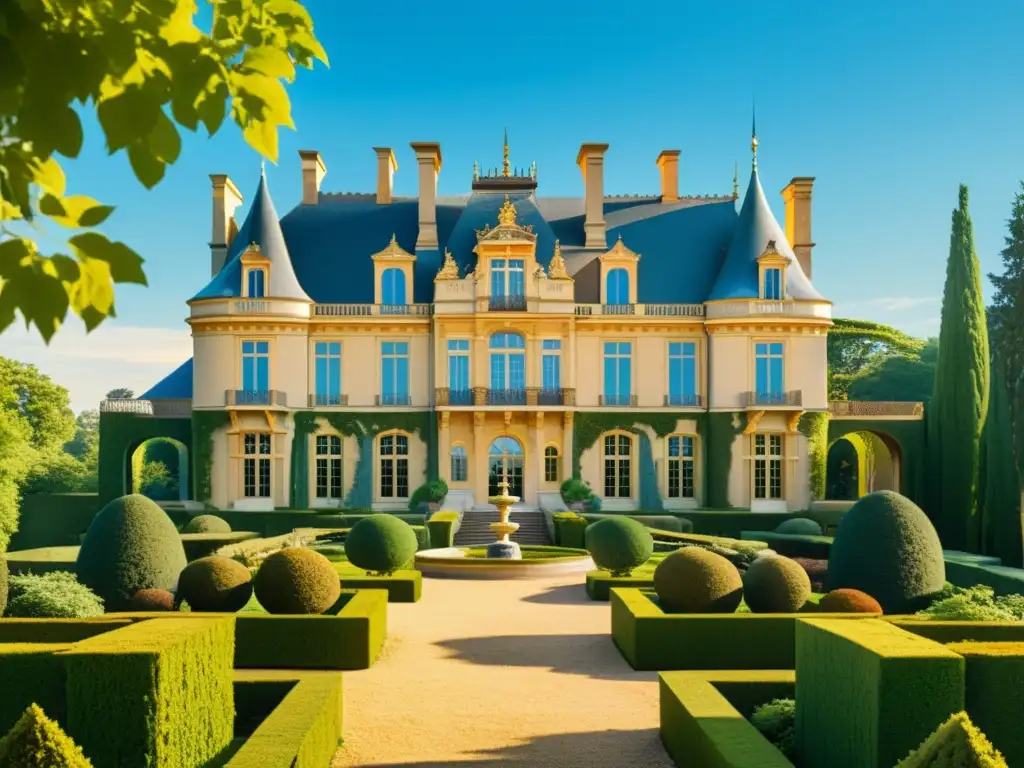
[488,436,524,498]
[128,437,189,502]
[825,430,901,500]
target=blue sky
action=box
[3,0,1023,411]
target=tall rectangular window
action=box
[243,433,271,498]
[542,339,561,392]
[450,445,468,482]
[603,434,632,498]
[315,435,342,500]
[753,433,784,500]
[667,435,695,499]
[668,342,697,406]
[603,341,632,406]
[447,339,470,404]
[246,269,265,298]
[314,342,342,406]
[379,434,409,498]
[763,268,782,300]
[754,342,785,403]
[241,341,269,395]
[490,259,525,297]
[381,341,410,405]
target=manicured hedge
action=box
[180,531,260,561]
[336,569,421,602]
[740,531,833,559]
[426,512,459,548]
[8,493,101,551]
[944,559,1024,596]
[795,618,964,768]
[4,546,79,575]
[887,618,1024,644]
[946,641,1024,766]
[553,513,587,548]
[0,643,70,734]
[610,588,877,671]
[659,670,795,768]
[63,616,235,768]
[0,618,132,643]
[582,513,694,533]
[586,571,657,601]
[227,670,343,767]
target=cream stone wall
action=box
[193,334,235,408]
[708,334,751,410]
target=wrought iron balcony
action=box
[600,394,638,407]
[488,295,527,311]
[601,303,636,315]
[435,388,473,406]
[664,393,704,407]
[537,388,565,406]
[313,303,432,317]
[574,303,705,318]
[308,394,349,407]
[226,390,288,407]
[747,390,803,407]
[487,388,527,405]
[376,394,412,406]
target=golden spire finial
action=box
[502,127,510,177]
[751,102,758,170]
[435,248,460,280]
[548,239,570,280]
[497,193,517,226]
[733,161,739,199]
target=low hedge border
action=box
[611,588,878,671]
[886,618,1024,644]
[181,531,260,561]
[336,569,422,603]
[0,618,132,643]
[0,642,70,734]
[739,531,833,559]
[227,669,343,767]
[586,571,658,601]
[4,546,80,575]
[659,670,795,768]
[944,559,1024,596]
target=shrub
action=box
[182,515,231,534]
[792,557,828,592]
[345,514,418,575]
[896,711,1007,767]
[128,588,176,612]
[408,479,448,512]
[0,555,7,616]
[585,517,653,577]
[751,698,795,762]
[76,493,187,611]
[6,571,104,618]
[915,583,1024,621]
[819,588,883,614]
[826,490,945,613]
[743,555,811,613]
[553,512,587,548]
[178,556,253,613]
[0,704,93,767]
[253,548,340,614]
[775,517,823,535]
[653,547,743,613]
[560,477,593,505]
[426,511,459,549]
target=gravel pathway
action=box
[331,575,675,768]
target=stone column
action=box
[530,412,545,505]
[473,411,488,504]
[562,411,574,481]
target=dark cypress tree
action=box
[981,352,1022,565]
[928,185,990,551]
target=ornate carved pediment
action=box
[474,195,537,244]
[757,240,787,265]
[547,239,572,280]
[435,249,460,281]
[600,234,640,263]
[371,234,416,262]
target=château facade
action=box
[136,133,832,514]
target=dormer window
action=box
[246,268,266,298]
[381,268,406,305]
[371,234,416,314]
[239,242,270,299]
[757,240,788,301]
[599,236,641,309]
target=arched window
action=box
[246,268,266,298]
[544,445,560,483]
[379,432,409,499]
[666,435,696,499]
[606,268,629,305]
[381,268,406,306]
[489,333,526,404]
[315,435,343,501]
[488,436,524,498]
[450,444,468,483]
[603,432,632,498]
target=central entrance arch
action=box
[825,430,902,500]
[488,436,524,498]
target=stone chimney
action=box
[298,149,326,205]
[373,147,397,205]
[656,150,680,203]
[410,142,442,250]
[577,143,609,249]
[781,177,816,278]
[209,174,242,276]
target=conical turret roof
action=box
[192,169,310,301]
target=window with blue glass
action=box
[667,435,695,499]
[490,259,525,297]
[447,339,471,405]
[381,341,410,405]
[603,341,632,405]
[763,268,782,300]
[381,268,406,305]
[754,342,785,403]
[314,342,342,406]
[241,341,269,402]
[246,269,265,298]
[542,339,561,392]
[606,268,630,305]
[668,342,697,406]
[489,333,526,403]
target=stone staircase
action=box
[454,507,552,546]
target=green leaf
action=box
[127,142,166,188]
[160,1,203,45]
[68,232,147,285]
[38,194,114,229]
[49,254,81,282]
[242,46,296,80]
[195,76,228,136]
[31,157,66,197]
[0,238,32,277]
[148,110,181,163]
[79,203,116,228]
[67,257,115,330]
[97,87,162,153]
[4,265,70,342]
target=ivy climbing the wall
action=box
[704,412,744,509]
[798,412,830,502]
[191,411,231,504]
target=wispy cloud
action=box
[834,295,941,313]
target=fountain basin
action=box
[414,545,596,580]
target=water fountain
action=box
[486,480,522,559]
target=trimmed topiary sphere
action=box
[128,588,176,612]
[827,490,945,613]
[585,517,654,577]
[182,514,231,534]
[345,514,418,575]
[743,555,811,613]
[76,494,187,611]
[654,547,743,613]
[819,588,883,614]
[178,556,253,612]
[0,555,7,617]
[775,517,823,536]
[253,547,340,614]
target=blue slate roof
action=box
[140,358,193,399]
[444,192,559,274]
[708,167,822,301]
